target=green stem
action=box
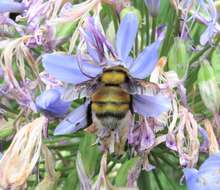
[110,5,118,33]
[189,46,211,64]
[135,33,139,57]
[0,103,18,114]
[151,17,157,43]
[47,143,79,150]
[160,6,176,56]
[145,7,150,45]
[140,1,145,50]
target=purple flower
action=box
[17,0,54,32]
[36,88,71,118]
[144,0,160,17]
[184,152,220,190]
[198,0,218,45]
[128,120,156,152]
[42,13,170,135]
[0,0,26,13]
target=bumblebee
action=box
[58,65,160,154]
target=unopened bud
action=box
[168,38,189,79]
[144,0,160,17]
[120,7,141,24]
[197,60,220,113]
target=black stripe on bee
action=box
[93,101,130,105]
[96,112,126,119]
[103,69,127,74]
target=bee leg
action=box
[114,125,129,155]
[114,112,132,155]
[86,102,93,126]
[129,95,134,114]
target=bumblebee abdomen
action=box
[92,86,130,105]
[91,86,131,129]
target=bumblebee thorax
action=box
[101,65,128,85]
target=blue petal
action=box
[54,101,90,135]
[129,40,161,79]
[42,53,102,84]
[87,45,100,63]
[116,13,138,61]
[183,168,198,190]
[133,94,171,116]
[0,1,25,13]
[184,153,220,190]
[197,173,220,190]
[121,56,134,69]
[199,152,220,173]
[36,88,71,117]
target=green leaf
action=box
[63,168,80,190]
[56,22,76,38]
[137,171,151,190]
[0,119,15,139]
[79,133,101,177]
[115,157,139,186]
[211,48,220,83]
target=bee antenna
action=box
[76,50,95,79]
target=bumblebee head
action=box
[101,65,128,85]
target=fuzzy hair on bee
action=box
[59,65,160,154]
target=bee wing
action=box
[54,101,90,135]
[133,94,171,117]
[123,77,160,96]
[61,77,100,101]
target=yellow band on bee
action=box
[92,103,129,113]
[92,86,130,103]
[101,71,126,84]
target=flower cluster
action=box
[0,0,220,189]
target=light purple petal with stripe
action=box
[129,40,161,79]
[139,125,155,151]
[42,53,102,84]
[54,101,90,135]
[0,1,25,13]
[133,94,171,116]
[200,24,217,46]
[116,13,138,61]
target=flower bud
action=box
[197,60,220,113]
[120,7,141,24]
[103,0,131,12]
[144,0,160,17]
[168,38,189,79]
